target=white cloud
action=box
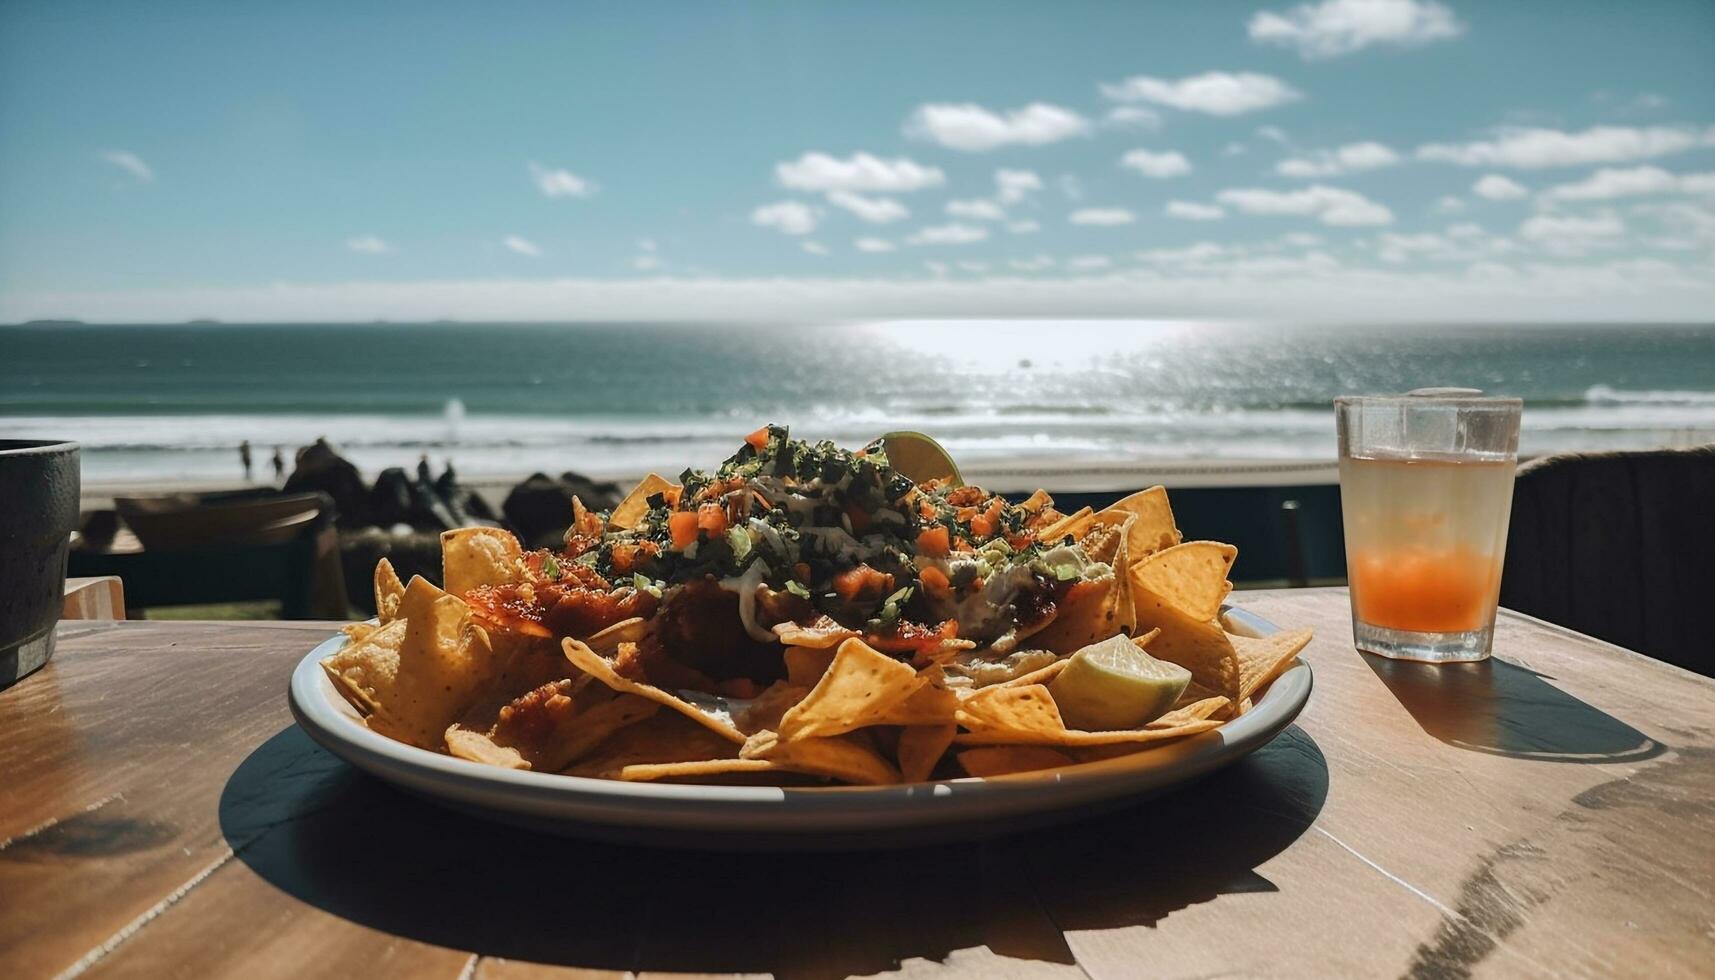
[347,235,391,254]
[1166,201,1226,221]
[957,260,990,273]
[1120,149,1193,178]
[1137,242,1230,264]
[1418,125,1715,169]
[995,169,1043,204]
[503,235,542,257]
[638,238,658,252]
[775,152,945,192]
[904,102,1091,151]
[1249,0,1463,59]
[907,223,989,246]
[854,237,896,253]
[751,201,819,236]
[1435,195,1467,213]
[826,190,909,224]
[1103,105,1163,130]
[1472,174,1529,200]
[101,150,154,182]
[1010,255,1056,271]
[632,255,663,271]
[1057,174,1084,201]
[801,241,830,256]
[1100,72,1301,116]
[528,162,596,198]
[1275,141,1400,177]
[1008,220,1041,234]
[1223,142,1249,156]
[1069,208,1137,226]
[1445,222,1485,239]
[1216,185,1395,225]
[1541,166,1715,202]
[1283,232,1324,247]
[924,261,950,277]
[946,199,1007,221]
[1067,255,1114,272]
[17,259,1715,323]
[1518,210,1627,255]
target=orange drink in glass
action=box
[1336,389,1521,662]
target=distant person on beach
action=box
[417,454,432,485]
[271,446,285,483]
[239,440,253,481]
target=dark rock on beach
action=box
[503,472,622,550]
[284,439,370,528]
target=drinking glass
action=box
[1335,389,1522,663]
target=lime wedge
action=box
[878,430,962,486]
[1048,634,1192,731]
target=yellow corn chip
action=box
[1131,568,1242,705]
[1134,541,1237,622]
[441,527,524,597]
[740,729,901,785]
[958,745,1076,777]
[774,637,926,740]
[562,638,747,743]
[1231,626,1313,702]
[1099,486,1181,559]
[609,473,676,530]
[897,724,956,782]
[323,576,499,749]
[783,644,840,686]
[615,758,784,782]
[446,681,659,772]
[375,557,405,623]
[563,712,745,777]
[585,616,647,653]
[1029,514,1136,653]
[1036,506,1094,544]
[773,617,859,649]
[954,683,1222,747]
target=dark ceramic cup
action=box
[0,440,81,688]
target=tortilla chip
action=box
[615,758,784,782]
[1017,488,1055,514]
[323,576,499,749]
[563,638,747,743]
[1029,514,1137,653]
[375,558,406,622]
[1036,506,1094,544]
[776,647,835,689]
[897,724,956,782]
[958,745,1076,777]
[773,617,859,649]
[774,637,928,740]
[562,711,745,777]
[1134,541,1237,622]
[953,683,1222,747]
[740,729,901,785]
[1099,486,1181,559]
[1231,627,1313,702]
[340,621,380,645]
[447,680,659,772]
[322,618,407,717]
[441,527,524,597]
[1131,569,1243,705]
[609,473,676,530]
[586,617,647,653]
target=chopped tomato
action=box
[745,426,772,451]
[832,564,894,602]
[946,486,985,507]
[866,619,959,660]
[919,564,951,598]
[669,511,700,549]
[1006,531,1036,551]
[697,502,729,537]
[610,540,657,575]
[793,562,812,582]
[970,499,1004,539]
[845,503,871,535]
[916,524,950,557]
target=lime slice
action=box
[1048,634,1192,731]
[878,430,962,486]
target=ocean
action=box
[4,320,1713,485]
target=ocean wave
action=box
[1584,384,1715,406]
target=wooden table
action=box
[3,590,1712,979]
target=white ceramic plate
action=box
[289,605,1311,850]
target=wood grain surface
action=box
[2,590,1711,980]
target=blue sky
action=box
[2,0,1713,321]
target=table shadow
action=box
[220,725,1328,978]
[1361,653,1665,764]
